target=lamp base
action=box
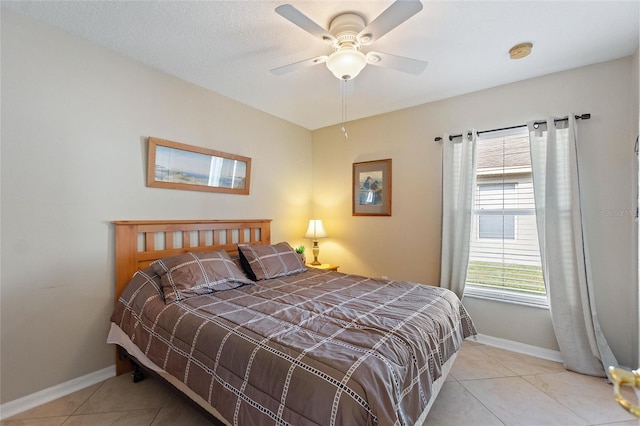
[311,241,321,265]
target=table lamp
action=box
[304,219,328,265]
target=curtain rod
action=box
[434,113,591,142]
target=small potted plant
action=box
[295,245,306,264]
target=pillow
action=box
[238,242,307,281]
[151,250,253,303]
[116,265,164,304]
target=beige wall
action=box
[312,57,638,368]
[0,11,313,403]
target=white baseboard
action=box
[474,333,564,363]
[0,365,116,420]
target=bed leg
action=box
[131,361,144,383]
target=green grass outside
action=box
[467,261,546,295]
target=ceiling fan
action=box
[271,0,428,81]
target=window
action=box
[465,130,547,307]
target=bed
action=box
[108,219,476,425]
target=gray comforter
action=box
[111,267,476,426]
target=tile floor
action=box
[2,341,638,425]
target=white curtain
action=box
[528,116,618,377]
[440,131,478,299]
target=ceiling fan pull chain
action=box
[341,79,349,139]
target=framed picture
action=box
[352,159,392,216]
[147,137,251,195]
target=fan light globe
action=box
[326,49,367,80]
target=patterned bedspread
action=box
[111,267,476,426]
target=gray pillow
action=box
[238,242,307,281]
[151,250,253,303]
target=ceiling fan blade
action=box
[270,55,328,76]
[275,4,337,45]
[366,51,427,75]
[357,0,423,45]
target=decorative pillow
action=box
[238,242,307,281]
[151,250,253,303]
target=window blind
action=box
[466,132,546,298]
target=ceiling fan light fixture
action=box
[326,48,367,80]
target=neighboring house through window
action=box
[477,183,516,240]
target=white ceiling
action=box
[3,1,639,130]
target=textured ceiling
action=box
[3,1,639,130]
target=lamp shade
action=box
[326,48,367,80]
[304,219,328,239]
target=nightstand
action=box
[306,263,339,272]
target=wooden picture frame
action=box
[147,137,251,195]
[352,159,392,216]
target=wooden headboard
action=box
[113,219,272,301]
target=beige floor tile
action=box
[152,398,217,425]
[475,345,566,376]
[450,349,518,381]
[4,383,103,421]
[0,417,68,426]
[425,381,503,425]
[523,371,638,424]
[74,373,172,415]
[457,343,492,359]
[443,372,457,382]
[62,409,158,426]
[462,376,590,425]
[7,343,639,426]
